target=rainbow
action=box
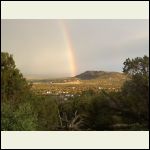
[59,20,77,77]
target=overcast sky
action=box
[1,19,149,78]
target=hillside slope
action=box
[75,71,125,80]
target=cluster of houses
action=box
[34,80,121,98]
[42,86,119,96]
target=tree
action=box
[1,101,37,131]
[1,52,31,104]
[34,96,59,131]
[1,52,37,130]
[121,55,149,129]
[123,55,149,79]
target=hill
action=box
[75,71,124,80]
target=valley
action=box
[29,71,127,96]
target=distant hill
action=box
[27,71,127,84]
[75,71,125,80]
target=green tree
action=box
[1,52,37,130]
[1,101,37,131]
[121,55,149,129]
[1,52,31,104]
[123,55,149,77]
[32,95,59,131]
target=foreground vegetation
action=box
[1,52,149,130]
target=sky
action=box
[1,19,149,78]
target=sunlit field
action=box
[30,73,127,96]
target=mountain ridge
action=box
[75,70,124,80]
[26,70,125,81]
